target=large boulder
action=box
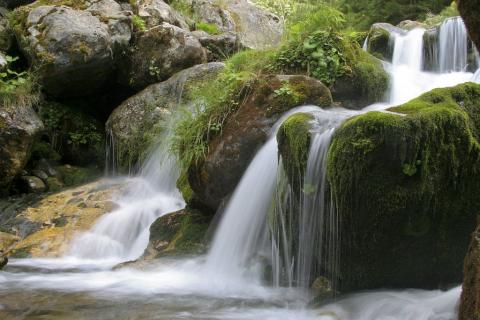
[0,103,43,191]
[458,0,480,51]
[459,224,480,320]
[191,0,283,50]
[189,75,332,211]
[10,0,131,97]
[328,82,480,291]
[107,62,225,171]
[0,179,124,257]
[332,50,389,109]
[118,22,207,90]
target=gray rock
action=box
[0,103,44,189]
[397,20,427,30]
[35,158,58,177]
[138,0,189,30]
[118,22,207,90]
[192,30,240,61]
[14,2,131,97]
[31,169,48,181]
[20,176,47,193]
[0,51,6,72]
[108,62,225,170]
[0,255,7,269]
[191,0,283,49]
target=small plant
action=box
[196,22,220,35]
[0,55,40,108]
[132,15,146,32]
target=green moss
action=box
[196,22,219,35]
[277,113,313,192]
[132,15,146,32]
[327,82,480,291]
[149,209,210,257]
[56,165,99,187]
[424,2,459,27]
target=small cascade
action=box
[203,106,321,281]
[438,17,469,72]
[68,136,185,261]
[270,109,356,290]
[475,69,480,83]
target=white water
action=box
[439,17,469,72]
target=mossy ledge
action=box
[277,112,314,192]
[327,82,480,291]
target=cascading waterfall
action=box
[270,109,357,290]
[68,133,185,261]
[203,106,322,282]
[438,17,469,72]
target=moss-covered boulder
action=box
[0,102,43,191]
[10,0,131,97]
[365,23,401,61]
[189,75,332,211]
[0,7,12,52]
[118,22,207,90]
[332,50,389,109]
[328,82,480,291]
[459,224,480,320]
[458,0,480,51]
[107,62,225,171]
[277,112,313,192]
[1,179,124,257]
[143,207,210,258]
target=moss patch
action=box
[327,82,480,291]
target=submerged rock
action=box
[328,82,480,291]
[1,179,125,258]
[189,75,332,211]
[0,102,43,191]
[118,22,207,90]
[107,62,225,171]
[11,1,131,97]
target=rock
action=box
[45,176,63,192]
[458,0,480,51]
[19,176,46,193]
[6,179,126,257]
[191,0,283,49]
[35,158,57,177]
[397,20,426,30]
[0,255,7,269]
[0,101,44,190]
[192,30,240,61]
[366,23,403,61]
[332,50,389,109]
[138,0,189,30]
[118,22,207,90]
[277,112,313,192]
[459,224,480,320]
[189,75,332,211]
[328,82,480,291]
[4,0,34,9]
[143,207,211,258]
[107,62,225,171]
[31,169,48,181]
[0,232,20,253]
[11,1,131,97]
[0,7,12,52]
[0,51,6,71]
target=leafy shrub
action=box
[0,55,40,109]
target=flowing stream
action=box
[1,16,480,320]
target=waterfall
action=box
[203,106,322,281]
[68,134,185,261]
[438,17,469,72]
[270,109,356,290]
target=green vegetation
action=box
[0,56,40,109]
[132,15,147,32]
[423,1,459,26]
[196,22,220,35]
